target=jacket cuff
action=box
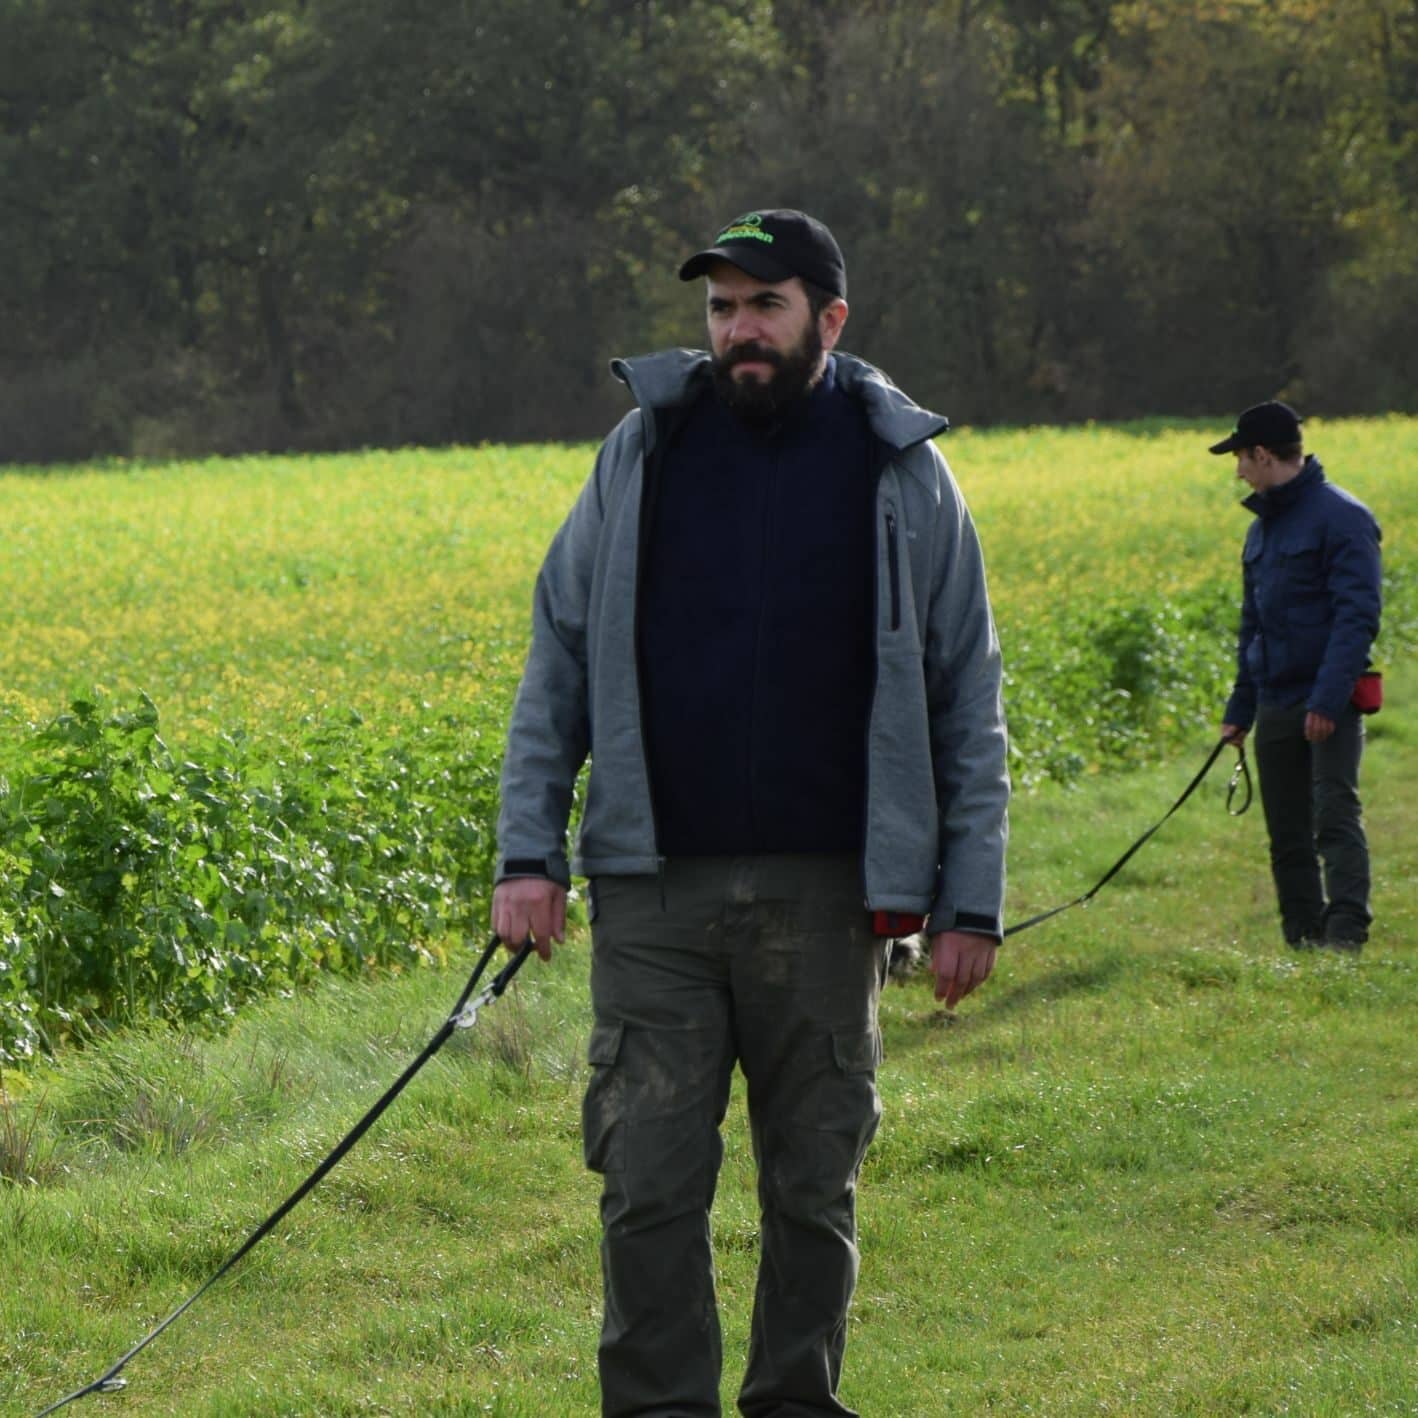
[926,906,1004,940]
[1222,690,1255,730]
[495,852,571,887]
[1307,673,1356,721]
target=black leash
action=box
[1002,736,1250,938]
[35,935,533,1418]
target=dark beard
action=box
[711,323,824,428]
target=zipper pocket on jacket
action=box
[885,509,902,631]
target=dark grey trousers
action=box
[1253,700,1371,945]
[582,854,887,1418]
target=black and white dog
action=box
[886,933,928,980]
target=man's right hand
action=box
[491,877,567,960]
[1221,722,1248,748]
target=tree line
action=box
[2,0,1414,463]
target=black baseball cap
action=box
[1208,400,1304,454]
[679,209,847,298]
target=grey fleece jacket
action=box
[495,349,1010,936]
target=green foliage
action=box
[0,691,503,1063]
[1001,587,1237,785]
[2,0,1416,458]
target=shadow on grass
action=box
[884,950,1130,1055]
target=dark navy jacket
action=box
[1224,456,1382,727]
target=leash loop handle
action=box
[1226,745,1252,816]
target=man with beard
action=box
[492,209,1009,1417]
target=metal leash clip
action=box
[452,940,535,1028]
[451,984,498,1030]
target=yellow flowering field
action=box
[1,416,1412,760]
[0,446,567,739]
[951,415,1406,609]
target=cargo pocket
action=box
[832,1025,883,1076]
[581,1021,625,1175]
[763,1026,884,1210]
[828,1026,883,1166]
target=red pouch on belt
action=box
[1351,671,1383,715]
[872,910,926,937]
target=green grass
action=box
[4,662,1413,1415]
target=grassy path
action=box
[4,665,1413,1416]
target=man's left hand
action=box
[1304,711,1336,743]
[930,930,998,1008]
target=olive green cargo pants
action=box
[582,854,888,1418]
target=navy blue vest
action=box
[639,356,877,856]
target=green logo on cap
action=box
[716,212,773,245]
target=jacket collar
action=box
[1242,454,1325,519]
[610,349,949,462]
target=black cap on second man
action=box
[679,209,846,299]
[1208,400,1304,454]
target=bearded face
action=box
[711,317,826,428]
